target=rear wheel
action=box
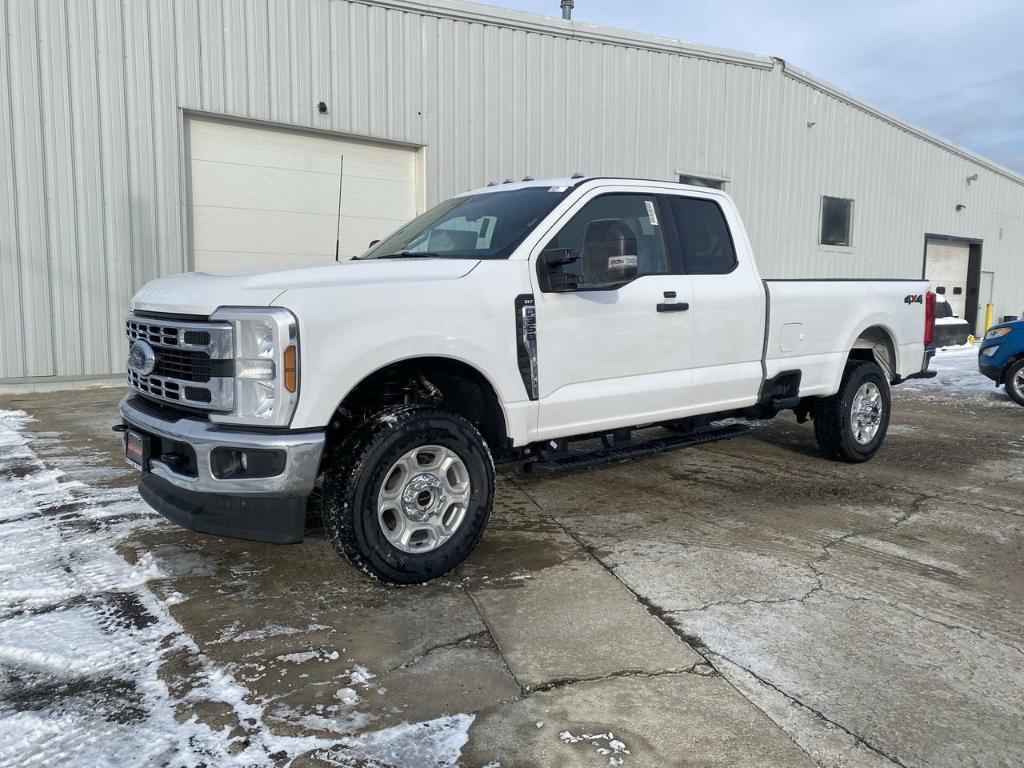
[322,405,494,584]
[1005,360,1024,406]
[813,360,891,463]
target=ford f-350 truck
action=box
[119,177,937,582]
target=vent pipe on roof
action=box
[561,0,574,20]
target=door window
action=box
[539,194,670,290]
[663,196,737,275]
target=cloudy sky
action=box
[492,0,1024,174]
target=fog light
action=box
[982,346,999,358]
[210,447,286,479]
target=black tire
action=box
[812,360,891,463]
[322,405,494,584]
[1005,360,1024,407]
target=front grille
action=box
[154,348,212,383]
[125,314,234,411]
[127,320,180,347]
[128,369,182,401]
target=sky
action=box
[490,0,1024,174]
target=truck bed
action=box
[764,279,929,396]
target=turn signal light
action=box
[284,345,297,392]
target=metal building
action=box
[2,0,1023,386]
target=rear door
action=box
[658,192,765,411]
[531,189,694,439]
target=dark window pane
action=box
[821,196,853,246]
[665,196,737,274]
[542,194,670,288]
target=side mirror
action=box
[581,219,638,285]
[368,239,380,248]
[537,248,580,292]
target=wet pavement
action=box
[1,356,1022,767]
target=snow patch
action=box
[559,729,631,765]
[902,344,1014,406]
[316,714,475,768]
[0,408,475,768]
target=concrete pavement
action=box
[1,374,1021,767]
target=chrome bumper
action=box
[119,394,325,496]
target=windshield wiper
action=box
[376,251,446,259]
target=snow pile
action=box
[0,410,473,767]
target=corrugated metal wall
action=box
[2,0,1023,380]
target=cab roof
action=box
[459,176,715,197]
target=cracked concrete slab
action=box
[468,560,700,690]
[670,591,1024,767]
[462,673,817,767]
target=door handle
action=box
[657,302,690,312]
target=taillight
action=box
[924,291,936,346]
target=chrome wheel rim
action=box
[1014,369,1024,396]
[377,445,472,554]
[851,382,884,445]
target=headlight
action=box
[985,327,1012,340]
[209,307,299,427]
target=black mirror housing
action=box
[542,248,579,268]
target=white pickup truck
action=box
[119,177,937,582]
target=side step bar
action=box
[524,423,752,475]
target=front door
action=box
[531,191,694,440]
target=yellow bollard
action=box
[985,303,994,333]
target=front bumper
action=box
[979,361,1003,383]
[120,394,325,543]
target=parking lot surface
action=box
[1,348,1021,767]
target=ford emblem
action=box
[128,340,157,376]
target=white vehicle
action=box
[119,177,937,582]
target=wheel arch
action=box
[327,355,510,455]
[1002,351,1024,380]
[848,325,900,383]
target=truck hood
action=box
[131,259,481,316]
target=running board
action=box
[523,423,752,475]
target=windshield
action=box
[358,186,572,260]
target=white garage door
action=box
[925,240,970,319]
[186,117,419,273]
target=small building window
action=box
[679,174,726,190]
[820,196,853,246]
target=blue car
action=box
[978,320,1024,406]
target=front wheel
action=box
[812,360,891,463]
[1005,360,1024,407]
[322,405,494,584]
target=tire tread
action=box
[812,360,891,463]
[322,404,494,584]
